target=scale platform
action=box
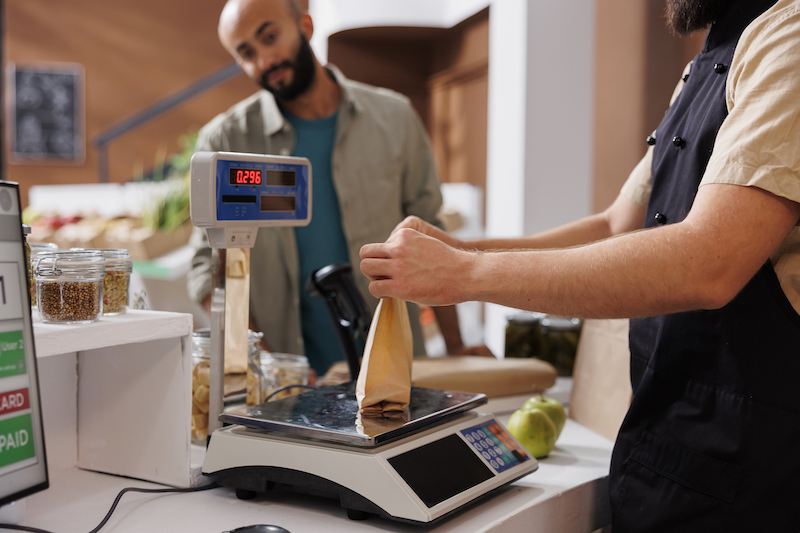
[219,382,487,446]
[203,383,539,525]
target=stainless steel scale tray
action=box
[219,382,487,447]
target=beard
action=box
[258,33,316,101]
[665,0,730,35]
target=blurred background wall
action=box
[4,0,704,354]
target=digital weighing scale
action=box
[190,152,538,525]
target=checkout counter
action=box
[23,309,613,533]
[16,153,615,531]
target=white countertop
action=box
[32,309,193,357]
[23,417,613,533]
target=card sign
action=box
[9,62,84,163]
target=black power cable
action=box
[0,482,219,533]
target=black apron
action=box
[609,2,800,531]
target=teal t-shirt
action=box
[285,110,350,375]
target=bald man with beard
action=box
[360,0,800,530]
[188,0,491,378]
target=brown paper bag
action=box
[356,298,414,415]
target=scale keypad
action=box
[460,421,530,474]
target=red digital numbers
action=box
[235,169,262,185]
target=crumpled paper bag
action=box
[356,297,414,416]
[356,410,410,436]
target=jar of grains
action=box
[192,328,263,442]
[73,249,132,315]
[34,250,104,323]
[27,242,59,309]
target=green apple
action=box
[506,408,557,459]
[523,396,566,439]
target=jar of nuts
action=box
[192,328,263,443]
[34,250,104,324]
[28,242,59,308]
[73,248,132,315]
[191,330,212,443]
[249,352,310,404]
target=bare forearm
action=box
[363,185,800,320]
[465,225,711,319]
[468,194,645,251]
[471,212,615,251]
[465,185,799,318]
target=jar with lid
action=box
[73,248,132,315]
[193,328,263,443]
[505,312,545,360]
[505,312,582,376]
[537,316,582,376]
[28,243,59,308]
[34,250,104,324]
[249,351,310,404]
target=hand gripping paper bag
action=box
[356,298,414,416]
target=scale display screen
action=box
[460,421,530,474]
[388,434,493,508]
[0,182,48,507]
[215,158,308,222]
[228,168,297,187]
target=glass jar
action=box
[34,250,104,324]
[505,312,545,360]
[73,248,132,315]
[192,328,263,442]
[538,316,582,377]
[249,351,310,404]
[191,330,211,443]
[28,242,59,309]
[505,312,582,376]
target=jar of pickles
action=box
[28,242,59,308]
[192,328,263,442]
[248,351,310,404]
[34,250,105,323]
[505,312,582,376]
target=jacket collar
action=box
[258,64,360,136]
[703,0,777,52]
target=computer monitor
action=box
[0,181,48,507]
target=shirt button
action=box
[672,136,685,148]
[654,212,667,225]
[280,148,290,156]
[646,135,656,146]
[682,73,690,82]
[714,63,727,74]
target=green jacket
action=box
[187,66,443,359]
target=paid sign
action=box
[0,414,35,469]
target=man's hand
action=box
[360,228,474,305]
[392,216,464,249]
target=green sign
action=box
[0,330,25,378]
[0,414,35,469]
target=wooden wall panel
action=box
[5,0,259,206]
[328,9,489,191]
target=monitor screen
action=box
[0,182,48,507]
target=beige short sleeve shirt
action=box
[620,0,800,312]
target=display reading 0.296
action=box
[229,168,262,185]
